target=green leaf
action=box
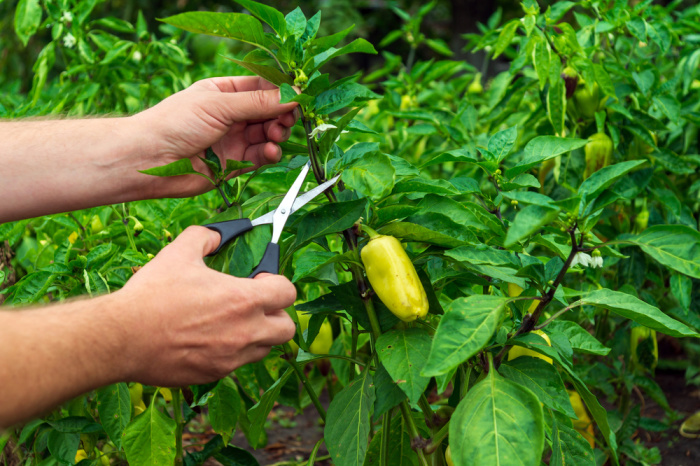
[578,160,646,201]
[670,273,692,314]
[546,321,610,356]
[488,125,518,162]
[415,195,502,234]
[325,370,375,466]
[450,366,544,466]
[628,225,700,279]
[47,430,80,464]
[393,177,459,195]
[310,38,377,72]
[214,445,261,466]
[533,39,550,90]
[224,159,254,177]
[314,82,380,114]
[139,158,206,178]
[504,205,560,247]
[292,199,367,250]
[376,329,432,404]
[246,369,293,448]
[372,363,407,421]
[507,137,588,178]
[234,0,286,39]
[285,7,307,39]
[292,251,339,283]
[580,289,699,338]
[208,377,241,444]
[379,222,467,249]
[342,152,396,201]
[549,411,595,466]
[14,0,42,47]
[493,20,519,58]
[226,58,292,87]
[500,357,575,418]
[160,12,267,50]
[422,296,507,377]
[445,245,519,267]
[96,383,130,449]
[122,402,177,466]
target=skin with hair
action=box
[0,76,299,429]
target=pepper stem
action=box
[361,224,381,239]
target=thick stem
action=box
[350,319,359,382]
[380,410,391,466]
[400,401,430,466]
[418,395,435,428]
[424,421,450,455]
[283,343,327,422]
[172,388,184,466]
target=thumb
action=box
[220,89,299,122]
[169,226,222,260]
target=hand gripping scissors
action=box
[204,161,339,278]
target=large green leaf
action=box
[579,289,699,338]
[208,377,241,444]
[372,363,407,421]
[122,402,177,466]
[546,321,610,355]
[96,383,131,449]
[507,137,588,178]
[325,370,375,466]
[291,198,367,250]
[226,58,292,87]
[139,158,208,179]
[450,366,544,466]
[422,296,507,377]
[310,38,377,72]
[314,82,380,114]
[578,160,646,201]
[342,152,395,201]
[549,411,595,466]
[504,205,560,247]
[627,225,700,279]
[364,413,417,466]
[488,125,518,162]
[14,0,42,46]
[246,369,293,448]
[379,222,467,249]
[160,12,268,50]
[234,0,286,39]
[47,430,80,464]
[376,329,432,404]
[500,357,575,418]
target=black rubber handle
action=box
[249,243,280,278]
[204,218,254,257]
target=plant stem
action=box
[399,401,430,466]
[350,319,359,382]
[282,343,327,422]
[418,395,434,428]
[380,410,391,466]
[424,421,450,455]
[172,388,184,466]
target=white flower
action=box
[61,11,73,23]
[334,129,350,142]
[309,123,337,139]
[590,255,604,268]
[570,252,592,268]
[132,51,143,62]
[63,33,76,49]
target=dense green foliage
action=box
[2,0,700,465]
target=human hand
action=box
[133,76,299,199]
[116,226,296,386]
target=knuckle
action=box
[251,89,268,109]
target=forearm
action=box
[0,294,132,429]
[0,117,158,223]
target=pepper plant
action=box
[3,1,700,466]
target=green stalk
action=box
[418,395,435,428]
[172,388,184,466]
[282,343,327,422]
[424,421,450,455]
[400,401,429,466]
[380,409,392,466]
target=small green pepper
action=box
[573,81,600,119]
[584,132,613,179]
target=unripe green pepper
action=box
[468,73,483,94]
[361,227,429,322]
[584,132,613,179]
[573,81,600,119]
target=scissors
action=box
[204,161,340,278]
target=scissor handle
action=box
[249,243,280,278]
[204,218,253,257]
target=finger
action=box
[191,76,278,93]
[168,226,222,260]
[251,273,297,311]
[279,110,298,128]
[245,120,291,145]
[256,312,297,346]
[242,142,282,166]
[221,89,298,122]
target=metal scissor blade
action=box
[269,161,311,243]
[251,174,341,227]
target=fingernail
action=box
[293,108,301,120]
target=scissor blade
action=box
[269,162,311,243]
[251,174,341,227]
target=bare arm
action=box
[0,76,298,223]
[0,227,296,429]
